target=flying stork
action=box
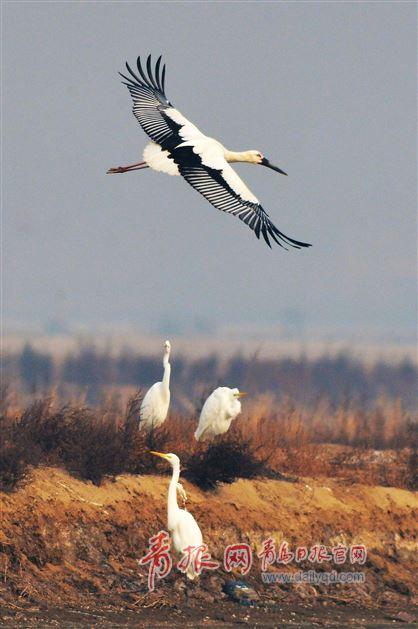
[108,55,311,249]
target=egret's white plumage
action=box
[194,387,247,442]
[139,340,171,431]
[108,55,311,250]
[151,452,203,580]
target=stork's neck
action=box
[224,149,258,164]
[167,464,180,530]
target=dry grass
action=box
[1,387,416,492]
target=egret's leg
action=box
[147,426,155,451]
[107,161,149,174]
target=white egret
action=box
[139,340,171,432]
[107,54,311,250]
[150,452,203,580]
[194,387,247,441]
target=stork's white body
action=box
[143,136,258,204]
[143,141,179,176]
[109,55,311,250]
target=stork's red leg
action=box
[107,161,149,174]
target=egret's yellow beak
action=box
[150,451,169,460]
[234,391,248,398]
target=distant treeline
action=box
[2,343,417,408]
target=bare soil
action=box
[0,467,417,627]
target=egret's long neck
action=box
[167,463,180,529]
[224,150,256,164]
[162,352,171,396]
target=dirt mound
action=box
[0,468,417,626]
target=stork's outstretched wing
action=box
[119,55,176,145]
[177,157,310,249]
[120,54,195,149]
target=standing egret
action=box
[139,340,171,432]
[107,54,311,250]
[150,452,203,580]
[194,387,247,441]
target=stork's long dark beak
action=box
[261,157,288,176]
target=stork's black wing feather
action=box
[119,55,180,146]
[176,157,311,249]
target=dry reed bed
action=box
[1,390,416,492]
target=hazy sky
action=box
[3,2,417,341]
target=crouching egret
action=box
[139,340,171,431]
[107,54,311,250]
[194,387,247,441]
[150,452,202,580]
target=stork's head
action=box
[251,151,288,175]
[164,340,171,354]
[228,150,287,174]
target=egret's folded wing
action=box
[195,397,217,440]
[178,160,310,249]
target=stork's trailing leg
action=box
[107,161,149,174]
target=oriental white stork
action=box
[108,55,311,249]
